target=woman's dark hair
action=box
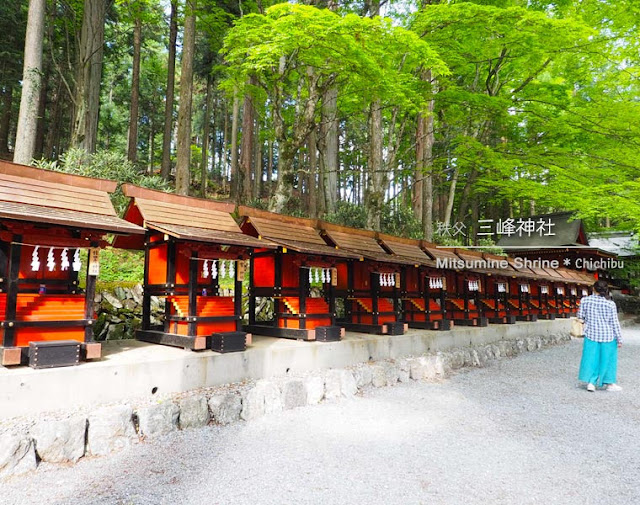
[593,280,610,298]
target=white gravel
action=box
[3,327,640,505]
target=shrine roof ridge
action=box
[0,160,118,193]
[121,184,236,213]
[237,205,319,229]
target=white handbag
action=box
[570,317,584,338]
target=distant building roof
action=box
[497,211,588,248]
[588,231,638,257]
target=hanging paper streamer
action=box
[72,249,82,272]
[326,269,332,284]
[541,285,549,294]
[203,260,209,278]
[390,274,395,287]
[220,260,226,279]
[211,261,218,279]
[314,268,320,284]
[47,248,56,271]
[61,248,70,271]
[571,288,577,296]
[321,269,327,283]
[31,246,41,272]
[520,284,529,293]
[229,260,235,279]
[557,287,564,295]
[498,283,506,293]
[379,273,385,287]
[309,268,313,283]
[582,289,588,296]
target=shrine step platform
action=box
[0,319,570,419]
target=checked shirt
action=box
[577,294,623,343]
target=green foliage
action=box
[611,258,640,292]
[246,198,268,211]
[475,238,505,255]
[9,0,640,242]
[324,201,367,230]
[0,1,26,87]
[412,1,640,230]
[432,229,465,247]
[380,203,423,239]
[33,148,172,214]
[96,248,145,284]
[324,201,423,239]
[221,3,448,211]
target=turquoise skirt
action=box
[578,337,618,387]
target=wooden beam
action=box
[3,239,21,347]
[136,330,208,350]
[243,324,316,341]
[188,254,198,336]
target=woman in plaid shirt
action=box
[577,280,623,392]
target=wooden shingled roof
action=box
[505,257,540,280]
[0,161,142,235]
[376,233,437,267]
[478,251,521,278]
[238,207,358,258]
[526,266,558,282]
[420,241,460,265]
[543,267,569,282]
[555,267,592,285]
[319,222,414,265]
[453,248,499,276]
[120,185,272,248]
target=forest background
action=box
[2,0,640,283]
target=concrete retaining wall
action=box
[0,319,570,420]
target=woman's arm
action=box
[609,301,623,345]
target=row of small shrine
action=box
[0,161,597,368]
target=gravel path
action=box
[4,328,640,505]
